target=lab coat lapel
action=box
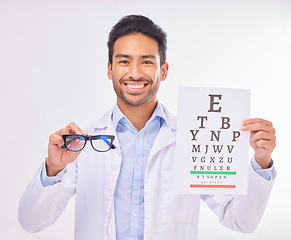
[148,105,177,161]
[91,109,121,239]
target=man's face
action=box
[108,33,168,107]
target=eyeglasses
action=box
[61,134,116,152]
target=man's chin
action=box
[119,95,154,107]
[122,99,147,107]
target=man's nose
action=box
[128,63,144,80]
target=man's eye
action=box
[118,60,129,64]
[143,61,153,65]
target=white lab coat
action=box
[18,105,275,240]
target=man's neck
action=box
[117,98,157,131]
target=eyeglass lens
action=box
[90,136,112,152]
[65,135,86,151]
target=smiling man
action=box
[108,33,168,130]
[19,15,276,240]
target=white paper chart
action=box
[175,87,250,194]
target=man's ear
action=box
[107,62,112,80]
[160,62,169,82]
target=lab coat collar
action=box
[89,103,176,133]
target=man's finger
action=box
[65,122,83,135]
[241,122,275,133]
[255,139,276,151]
[242,118,273,127]
[49,134,65,148]
[251,131,276,143]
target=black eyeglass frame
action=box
[61,134,116,152]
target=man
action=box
[19,15,276,240]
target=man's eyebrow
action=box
[114,54,156,59]
[115,54,131,58]
[141,55,156,59]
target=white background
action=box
[1,0,290,239]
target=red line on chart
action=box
[190,184,236,188]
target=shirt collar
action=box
[111,101,167,131]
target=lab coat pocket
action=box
[162,171,200,224]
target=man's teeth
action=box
[127,84,144,89]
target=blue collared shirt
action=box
[111,102,166,240]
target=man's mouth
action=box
[126,83,146,89]
[123,81,150,92]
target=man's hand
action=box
[46,122,87,176]
[241,118,276,169]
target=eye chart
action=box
[175,87,250,194]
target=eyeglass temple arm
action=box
[100,136,116,149]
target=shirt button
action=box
[134,185,139,190]
[136,159,141,164]
[132,212,137,217]
[138,133,142,138]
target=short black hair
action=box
[107,15,167,65]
